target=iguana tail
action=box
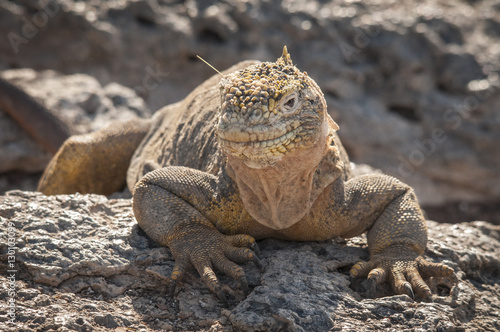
[0,76,75,154]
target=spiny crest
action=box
[219,46,307,117]
[278,46,293,67]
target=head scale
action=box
[217,47,328,168]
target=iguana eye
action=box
[282,93,299,113]
[284,98,295,108]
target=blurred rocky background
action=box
[1,1,500,331]
[0,0,499,224]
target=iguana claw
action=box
[250,241,261,257]
[401,282,415,300]
[351,253,456,299]
[166,230,261,304]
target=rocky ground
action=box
[1,191,499,331]
[1,0,500,215]
[1,0,500,331]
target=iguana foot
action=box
[168,230,262,307]
[351,253,455,299]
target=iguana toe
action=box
[211,251,249,294]
[168,255,189,297]
[416,256,455,279]
[367,267,387,285]
[199,265,228,307]
[350,260,377,278]
[166,230,261,304]
[352,253,455,299]
[391,261,419,299]
[406,265,432,298]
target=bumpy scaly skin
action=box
[217,50,333,170]
[26,49,454,304]
[38,119,151,195]
[132,48,454,303]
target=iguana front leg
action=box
[337,174,455,299]
[132,166,262,305]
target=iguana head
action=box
[217,47,337,168]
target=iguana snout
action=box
[216,47,328,168]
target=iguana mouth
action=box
[218,125,302,158]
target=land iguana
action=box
[1,47,455,305]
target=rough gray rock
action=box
[0,0,499,209]
[0,69,151,173]
[0,191,499,331]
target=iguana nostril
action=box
[222,111,231,122]
[251,108,262,120]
